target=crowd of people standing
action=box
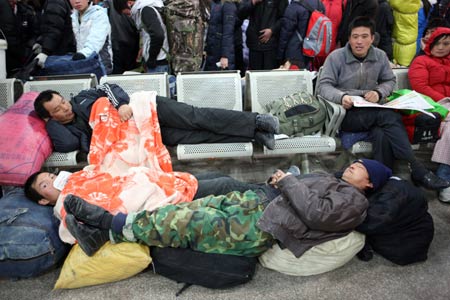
[1,0,450,77]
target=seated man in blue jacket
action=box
[33,83,280,151]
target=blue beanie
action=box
[355,159,393,191]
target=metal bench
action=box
[99,73,169,97]
[176,71,253,160]
[23,74,97,168]
[246,70,337,173]
[0,78,23,110]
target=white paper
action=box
[352,91,436,118]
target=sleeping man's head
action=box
[24,171,61,206]
[34,90,75,124]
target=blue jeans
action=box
[147,64,169,74]
[436,164,450,181]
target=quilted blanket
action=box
[56,91,198,244]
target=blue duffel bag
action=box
[38,52,106,81]
[0,187,70,279]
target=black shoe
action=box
[65,214,110,256]
[64,194,113,229]
[255,131,275,150]
[356,243,374,262]
[412,171,450,190]
[256,114,280,134]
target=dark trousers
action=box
[341,108,414,169]
[193,172,281,208]
[155,97,258,146]
[248,49,278,70]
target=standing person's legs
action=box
[248,50,264,70]
[261,49,278,70]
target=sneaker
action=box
[65,214,110,256]
[255,131,275,150]
[256,114,280,134]
[439,186,450,203]
[286,165,301,177]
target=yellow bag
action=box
[54,242,151,289]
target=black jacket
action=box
[337,0,379,46]
[356,179,434,265]
[205,0,241,70]
[238,0,288,51]
[277,0,325,66]
[104,0,139,74]
[46,83,129,153]
[375,0,393,60]
[36,0,76,55]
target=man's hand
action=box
[252,0,263,5]
[268,170,288,188]
[341,95,354,110]
[118,105,133,122]
[259,28,273,43]
[32,43,42,54]
[364,91,380,103]
[36,53,48,68]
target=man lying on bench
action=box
[33,83,280,150]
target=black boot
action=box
[412,171,450,190]
[256,114,280,134]
[66,214,110,256]
[254,131,275,150]
[64,194,114,229]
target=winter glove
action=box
[35,53,48,68]
[72,52,86,61]
[32,43,42,54]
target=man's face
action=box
[349,26,374,58]
[431,36,450,58]
[43,93,75,124]
[341,162,373,191]
[32,172,61,206]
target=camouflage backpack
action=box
[163,0,209,73]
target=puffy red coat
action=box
[409,27,450,101]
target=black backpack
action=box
[150,247,257,295]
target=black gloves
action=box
[72,52,86,61]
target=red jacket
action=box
[409,27,450,101]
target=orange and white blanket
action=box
[55,91,198,244]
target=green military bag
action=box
[264,91,327,137]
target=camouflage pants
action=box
[112,191,273,256]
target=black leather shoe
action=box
[412,171,450,190]
[254,131,275,150]
[64,194,113,229]
[66,214,110,256]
